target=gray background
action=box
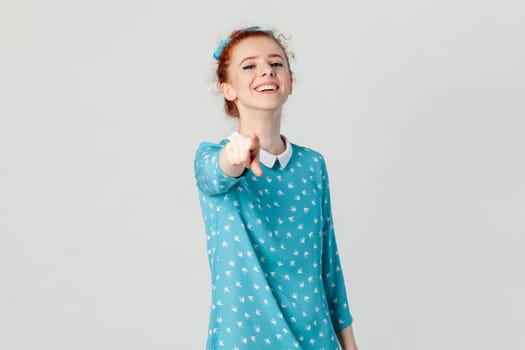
[1,0,524,349]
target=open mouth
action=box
[255,83,279,93]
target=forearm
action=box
[195,142,242,195]
[337,325,358,350]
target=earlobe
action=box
[221,82,237,101]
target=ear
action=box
[221,82,237,101]
[289,78,293,95]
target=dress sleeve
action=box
[194,140,245,196]
[319,157,354,332]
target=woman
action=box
[194,26,358,350]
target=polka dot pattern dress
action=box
[194,137,353,350]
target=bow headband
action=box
[213,26,275,60]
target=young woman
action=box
[194,26,358,350]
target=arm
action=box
[194,135,262,196]
[337,325,358,350]
[194,141,241,196]
[319,157,358,347]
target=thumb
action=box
[250,156,263,176]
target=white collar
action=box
[227,132,293,169]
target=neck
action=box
[238,109,285,155]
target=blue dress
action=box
[194,136,353,350]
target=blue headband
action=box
[213,26,275,60]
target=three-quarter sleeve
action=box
[194,141,245,196]
[319,157,353,332]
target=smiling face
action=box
[221,36,293,117]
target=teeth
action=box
[256,85,277,92]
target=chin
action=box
[259,104,285,113]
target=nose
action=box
[261,65,275,77]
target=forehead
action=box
[230,36,286,62]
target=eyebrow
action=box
[239,54,285,66]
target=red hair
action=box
[215,29,293,118]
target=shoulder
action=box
[195,138,230,154]
[290,142,327,165]
[193,139,231,169]
[197,138,230,148]
[289,142,332,183]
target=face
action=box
[221,36,293,116]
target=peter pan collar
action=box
[227,132,293,169]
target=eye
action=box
[271,62,284,68]
[242,64,255,70]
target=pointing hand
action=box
[222,134,263,177]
